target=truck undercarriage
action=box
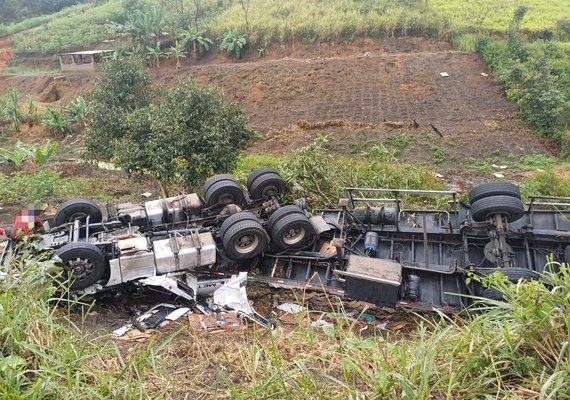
[2,168,569,313]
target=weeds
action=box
[0,251,173,399]
[221,265,570,398]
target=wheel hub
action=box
[66,257,94,281]
[235,234,259,254]
[283,226,305,245]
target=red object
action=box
[0,227,5,235]
[10,213,43,239]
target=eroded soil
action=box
[0,37,552,169]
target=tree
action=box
[84,58,153,159]
[84,61,253,190]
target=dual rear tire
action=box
[469,182,524,223]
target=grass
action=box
[209,0,449,46]
[3,247,569,398]
[1,66,61,75]
[427,0,570,34]
[11,1,124,55]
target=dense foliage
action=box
[475,7,569,154]
[84,58,254,189]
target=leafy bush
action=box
[219,30,248,59]
[85,59,253,189]
[84,58,153,160]
[278,142,444,209]
[476,9,569,144]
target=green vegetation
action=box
[210,0,448,45]
[2,246,569,398]
[84,58,254,189]
[219,29,248,59]
[11,1,124,55]
[0,252,174,398]
[222,265,570,398]
[428,0,570,34]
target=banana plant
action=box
[168,40,187,70]
[146,41,164,68]
[178,26,213,56]
[27,140,58,165]
[0,141,30,167]
[219,30,247,59]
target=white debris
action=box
[491,164,507,169]
[494,173,505,178]
[311,319,334,328]
[141,192,152,198]
[481,72,489,77]
[435,173,444,178]
[213,272,253,315]
[277,303,303,314]
[439,72,449,77]
[112,324,133,337]
[165,307,191,321]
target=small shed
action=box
[57,50,114,73]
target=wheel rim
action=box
[261,185,278,198]
[218,193,236,204]
[67,211,89,222]
[283,226,306,245]
[234,234,259,254]
[65,257,94,283]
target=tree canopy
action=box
[84,58,254,189]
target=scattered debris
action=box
[188,312,243,331]
[493,173,505,178]
[435,173,444,178]
[480,72,489,77]
[439,72,449,77]
[491,164,507,169]
[428,122,444,138]
[141,192,152,198]
[277,303,303,314]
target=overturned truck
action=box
[2,168,569,312]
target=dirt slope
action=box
[0,37,552,167]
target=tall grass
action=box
[0,249,174,398]
[233,143,444,209]
[210,0,450,46]
[222,265,570,398]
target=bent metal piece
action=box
[2,175,570,313]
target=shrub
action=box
[85,59,253,190]
[219,30,248,59]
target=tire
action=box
[482,268,536,301]
[267,205,305,232]
[246,168,280,192]
[470,195,524,223]
[202,174,238,196]
[54,199,102,226]
[469,182,521,204]
[222,220,267,260]
[249,172,286,200]
[54,242,106,290]
[482,287,504,301]
[270,213,315,251]
[219,212,260,239]
[204,180,246,207]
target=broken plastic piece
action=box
[277,303,303,313]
